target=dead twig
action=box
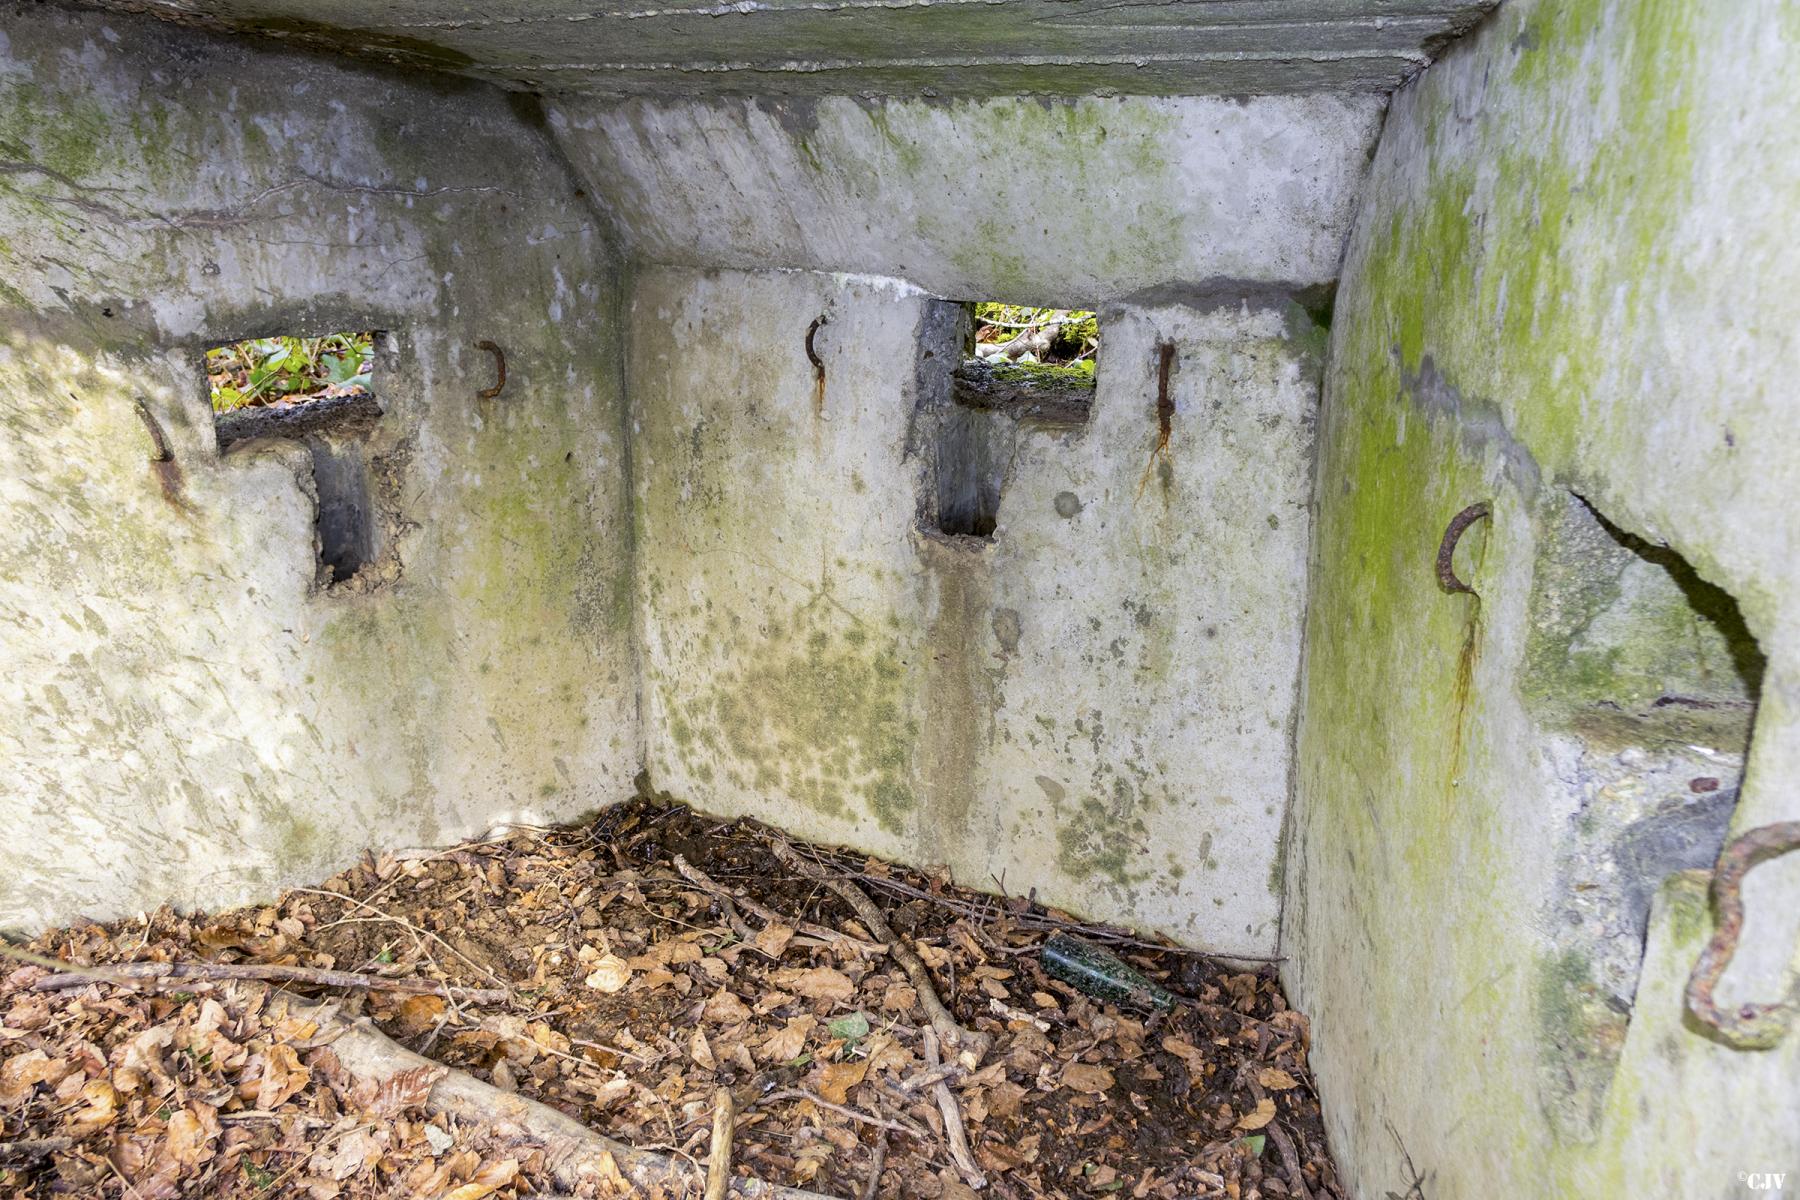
[759,1090,927,1139]
[706,1087,737,1200]
[675,855,885,957]
[923,1028,986,1191]
[767,839,991,1063]
[1268,1120,1314,1200]
[294,886,509,988]
[0,1136,74,1160]
[894,1062,964,1094]
[22,955,506,1004]
[988,996,1050,1031]
[861,1131,888,1200]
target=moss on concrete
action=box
[1290,1,1792,1196]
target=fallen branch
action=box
[281,994,834,1200]
[707,1087,737,1200]
[923,1029,986,1191]
[24,957,507,1005]
[766,839,990,1063]
[0,1137,74,1160]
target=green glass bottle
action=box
[1041,933,1175,1010]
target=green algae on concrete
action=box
[705,611,919,835]
[0,3,636,934]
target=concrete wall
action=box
[0,4,637,932]
[549,93,1386,305]
[1287,1,1800,1196]
[630,265,1319,954]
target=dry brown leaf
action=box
[690,1028,716,1070]
[815,1059,868,1105]
[584,953,632,994]
[595,1149,632,1193]
[703,989,752,1025]
[440,1184,495,1200]
[347,1064,445,1117]
[787,967,855,1002]
[253,1043,311,1110]
[68,1078,119,1133]
[1256,1067,1299,1091]
[0,1048,64,1105]
[1236,1097,1276,1130]
[161,1103,220,1168]
[1160,1037,1207,1068]
[1061,1063,1114,1095]
[397,994,447,1035]
[754,923,795,958]
[759,1016,815,1063]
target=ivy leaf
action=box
[827,1012,870,1043]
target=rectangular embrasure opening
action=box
[933,304,1097,539]
[208,331,382,451]
[206,331,385,584]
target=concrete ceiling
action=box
[80,0,1498,97]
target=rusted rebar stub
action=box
[475,339,506,400]
[1685,819,1800,1049]
[1436,501,1492,595]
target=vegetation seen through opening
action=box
[971,304,1097,373]
[206,332,375,413]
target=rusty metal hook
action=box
[475,339,506,401]
[1436,502,1491,595]
[134,397,172,463]
[1685,820,1800,1049]
[806,314,829,415]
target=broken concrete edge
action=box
[951,359,1093,429]
[214,393,384,453]
[284,992,835,1200]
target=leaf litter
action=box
[0,787,1343,1199]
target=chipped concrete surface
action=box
[0,4,637,932]
[547,93,1386,303]
[630,266,1316,954]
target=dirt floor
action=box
[0,789,1343,1199]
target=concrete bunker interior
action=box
[3,0,1798,1196]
